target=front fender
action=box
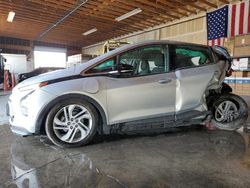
[35,93,108,135]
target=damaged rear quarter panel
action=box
[175,60,227,113]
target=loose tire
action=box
[212,94,248,131]
[45,99,98,148]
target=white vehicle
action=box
[7,41,248,147]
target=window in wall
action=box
[34,47,66,68]
[119,45,167,76]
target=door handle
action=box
[158,79,172,84]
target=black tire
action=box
[211,93,248,131]
[45,98,98,148]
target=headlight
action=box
[18,82,48,116]
[19,83,40,92]
[19,87,38,116]
[18,82,48,92]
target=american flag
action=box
[207,6,228,46]
[207,0,250,46]
[228,0,250,37]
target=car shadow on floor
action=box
[40,124,205,147]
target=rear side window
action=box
[172,45,213,70]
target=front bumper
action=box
[7,87,55,136]
[6,102,32,136]
[7,100,34,136]
[9,124,33,136]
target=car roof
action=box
[107,40,208,53]
[76,40,210,73]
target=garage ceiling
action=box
[0,0,229,48]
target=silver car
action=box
[7,41,248,147]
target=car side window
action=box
[86,58,115,74]
[172,45,213,70]
[119,45,168,76]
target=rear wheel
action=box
[45,99,98,148]
[212,94,248,131]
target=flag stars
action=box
[207,6,228,40]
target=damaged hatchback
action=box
[7,41,248,147]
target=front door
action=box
[106,45,176,124]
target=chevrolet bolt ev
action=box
[7,41,248,148]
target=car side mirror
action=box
[118,63,134,74]
[108,64,134,76]
[108,70,119,76]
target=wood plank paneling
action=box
[82,15,208,55]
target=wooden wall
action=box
[82,13,207,56]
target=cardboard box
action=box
[234,71,243,77]
[235,34,250,46]
[231,71,236,77]
[234,46,250,57]
[242,90,250,95]
[224,43,234,56]
[242,81,250,95]
[224,37,235,56]
[235,83,243,95]
[243,71,249,77]
[224,37,235,43]
[232,58,249,70]
[243,71,250,78]
[228,83,236,91]
[242,84,250,90]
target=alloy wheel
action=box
[214,100,239,123]
[52,104,93,143]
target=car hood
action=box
[15,51,119,89]
[16,66,78,87]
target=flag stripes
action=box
[228,1,250,37]
[208,37,224,46]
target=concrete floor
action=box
[0,92,10,125]
[0,93,250,187]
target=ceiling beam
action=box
[176,1,207,12]
[218,0,229,4]
[198,0,218,8]
[116,0,180,20]
[160,0,197,14]
[0,44,31,52]
[135,0,188,17]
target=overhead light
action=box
[7,11,15,23]
[82,28,97,36]
[115,8,142,22]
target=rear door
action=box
[170,45,216,118]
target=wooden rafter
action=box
[199,0,218,8]
[0,0,229,47]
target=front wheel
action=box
[45,99,98,148]
[212,94,248,131]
